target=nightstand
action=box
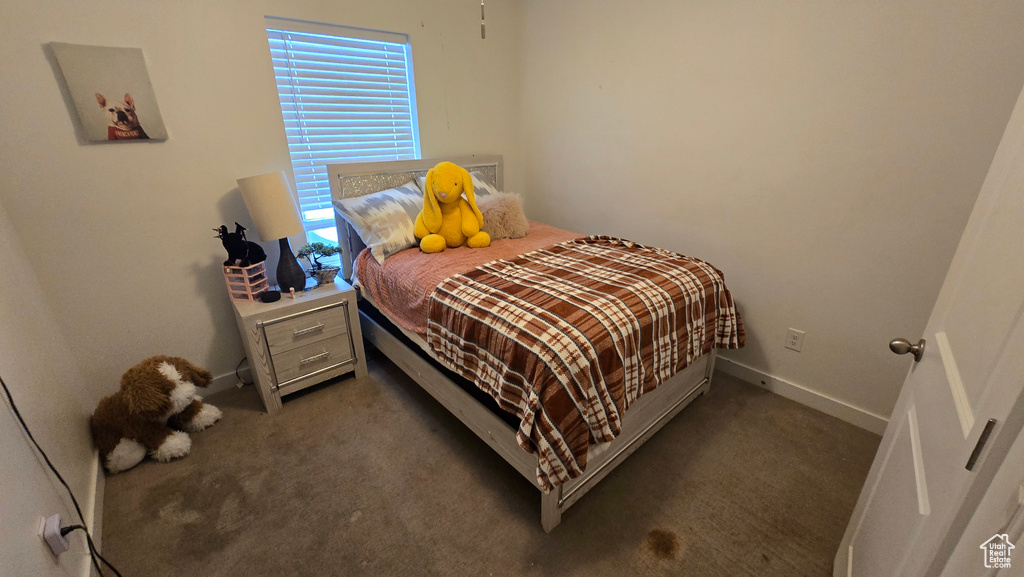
[231,279,366,412]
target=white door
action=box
[939,420,1024,577]
[833,85,1024,576]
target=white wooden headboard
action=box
[327,155,504,281]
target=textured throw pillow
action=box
[477,192,529,241]
[415,171,497,199]
[332,181,422,263]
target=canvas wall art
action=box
[51,42,168,142]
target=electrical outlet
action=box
[41,514,69,556]
[785,328,805,352]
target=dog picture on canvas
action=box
[96,92,149,140]
[51,42,168,142]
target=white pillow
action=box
[332,181,422,263]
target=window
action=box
[265,17,421,248]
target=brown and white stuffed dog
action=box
[91,356,222,473]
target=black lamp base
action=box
[276,237,306,293]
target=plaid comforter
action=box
[426,236,744,490]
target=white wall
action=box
[0,0,523,391]
[3,0,1022,515]
[0,202,99,576]
[519,0,1024,420]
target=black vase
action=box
[276,237,306,293]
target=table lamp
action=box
[237,171,307,293]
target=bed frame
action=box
[328,156,717,532]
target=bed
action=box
[328,155,743,532]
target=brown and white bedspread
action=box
[354,222,579,337]
[426,236,744,490]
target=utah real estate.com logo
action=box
[981,534,1014,569]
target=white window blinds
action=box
[265,18,421,240]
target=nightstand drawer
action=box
[263,303,349,355]
[271,333,354,388]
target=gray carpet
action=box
[102,348,879,577]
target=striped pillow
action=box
[415,171,497,198]
[332,181,423,264]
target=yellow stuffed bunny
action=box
[414,161,491,253]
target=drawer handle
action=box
[299,351,331,366]
[293,323,325,337]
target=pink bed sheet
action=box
[354,222,580,336]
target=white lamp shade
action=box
[236,171,305,241]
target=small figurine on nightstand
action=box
[214,223,267,267]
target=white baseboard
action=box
[715,356,888,435]
[205,363,252,397]
[81,450,105,577]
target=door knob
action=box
[890,338,926,362]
